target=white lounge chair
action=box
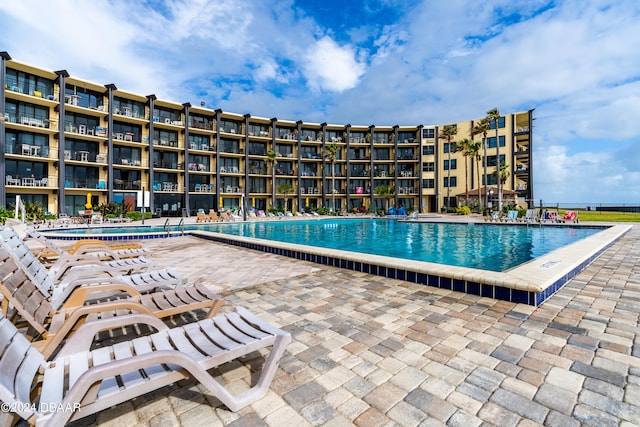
[0,241,223,358]
[520,209,539,223]
[1,228,184,304]
[0,306,291,426]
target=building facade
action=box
[0,53,534,217]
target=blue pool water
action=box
[50,219,603,272]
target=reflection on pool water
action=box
[49,219,603,272]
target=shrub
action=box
[126,211,142,221]
[456,205,471,215]
[315,206,331,215]
[0,207,13,225]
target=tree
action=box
[493,160,510,210]
[472,118,491,210]
[324,143,340,212]
[486,108,502,211]
[374,185,395,213]
[277,183,294,214]
[465,138,482,210]
[438,125,457,211]
[455,138,478,206]
[266,149,278,210]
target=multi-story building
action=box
[0,53,534,217]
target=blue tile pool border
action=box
[189,227,629,307]
[41,223,630,307]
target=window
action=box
[443,142,457,153]
[65,85,104,109]
[189,114,212,130]
[247,123,270,137]
[188,134,211,150]
[276,126,296,139]
[64,113,100,134]
[349,131,366,144]
[4,131,49,156]
[113,170,141,190]
[153,130,179,147]
[187,155,209,171]
[152,107,181,124]
[422,128,435,139]
[398,131,416,143]
[444,159,457,170]
[485,136,506,148]
[219,119,241,134]
[483,174,497,185]
[489,116,506,129]
[300,129,318,141]
[249,178,267,193]
[64,165,99,189]
[422,178,435,188]
[5,160,48,182]
[248,142,267,156]
[5,69,54,98]
[153,151,179,169]
[374,148,390,160]
[274,143,292,157]
[423,162,435,172]
[422,145,435,155]
[483,154,506,167]
[113,146,142,165]
[444,176,457,187]
[113,97,145,118]
[112,123,142,141]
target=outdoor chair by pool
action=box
[26,229,154,279]
[519,209,539,223]
[27,229,150,265]
[1,227,185,303]
[0,242,223,358]
[209,209,223,222]
[559,211,579,223]
[540,209,559,223]
[196,210,210,223]
[502,210,519,222]
[485,211,501,222]
[0,306,291,426]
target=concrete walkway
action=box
[61,222,639,427]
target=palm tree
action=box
[486,108,502,211]
[465,138,482,210]
[455,138,475,206]
[277,183,294,214]
[324,143,340,212]
[374,185,395,213]
[438,125,457,212]
[493,161,510,210]
[472,118,490,210]
[266,149,278,210]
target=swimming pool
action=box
[44,219,630,305]
[47,219,602,272]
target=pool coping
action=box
[186,223,631,306]
[41,222,632,306]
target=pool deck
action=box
[40,214,632,306]
[44,216,640,426]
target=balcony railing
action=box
[6,175,57,187]
[191,183,215,192]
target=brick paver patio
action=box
[57,222,639,426]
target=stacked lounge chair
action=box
[0,226,291,425]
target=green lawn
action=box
[559,210,640,223]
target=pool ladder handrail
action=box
[162,218,185,235]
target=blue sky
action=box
[1,0,639,205]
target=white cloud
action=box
[301,37,367,92]
[1,0,639,204]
